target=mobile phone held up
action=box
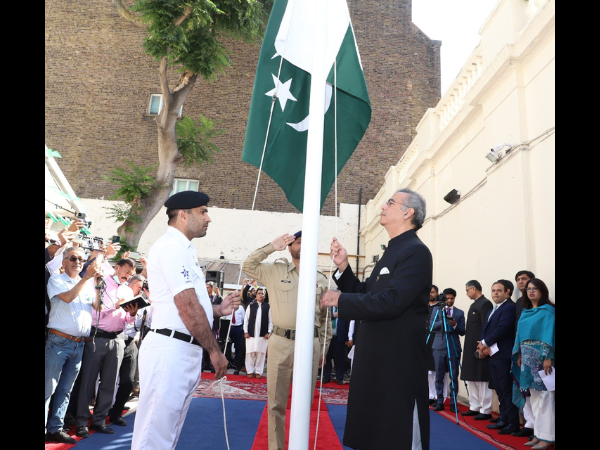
[111,235,121,244]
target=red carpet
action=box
[44,410,127,450]
[251,388,342,450]
[433,399,548,450]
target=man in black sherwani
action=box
[321,188,432,450]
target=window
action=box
[171,178,199,195]
[147,94,183,117]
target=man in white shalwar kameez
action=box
[243,288,272,378]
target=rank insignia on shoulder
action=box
[281,279,291,283]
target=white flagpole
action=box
[288,1,327,448]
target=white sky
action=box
[412,0,497,94]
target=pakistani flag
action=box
[242,0,371,212]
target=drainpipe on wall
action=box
[356,188,362,274]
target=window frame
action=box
[147,94,183,117]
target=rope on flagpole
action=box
[213,376,232,450]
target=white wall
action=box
[360,0,554,406]
[81,198,364,276]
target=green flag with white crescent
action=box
[242,0,371,212]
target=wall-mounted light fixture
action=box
[443,189,461,204]
[486,143,512,163]
[372,255,380,263]
[381,244,387,251]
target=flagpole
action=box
[288,1,327,448]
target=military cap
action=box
[164,191,210,211]
[288,230,302,245]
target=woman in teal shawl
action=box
[512,278,555,449]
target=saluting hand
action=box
[272,233,296,251]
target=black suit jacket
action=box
[481,299,516,360]
[335,229,432,450]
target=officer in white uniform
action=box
[131,191,240,450]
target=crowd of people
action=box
[426,271,555,449]
[46,187,553,450]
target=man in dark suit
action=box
[478,279,519,436]
[321,188,432,450]
[460,280,494,419]
[431,288,465,413]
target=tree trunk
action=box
[117,61,198,249]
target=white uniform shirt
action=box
[146,226,212,334]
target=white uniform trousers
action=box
[131,331,203,450]
[531,389,555,442]
[467,380,493,414]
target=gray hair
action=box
[63,247,84,258]
[130,274,146,284]
[396,188,427,230]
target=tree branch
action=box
[173,6,193,27]
[159,56,172,110]
[111,0,145,27]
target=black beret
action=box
[164,191,210,211]
[288,230,302,245]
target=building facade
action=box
[45,0,441,216]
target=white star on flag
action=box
[265,73,297,111]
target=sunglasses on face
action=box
[66,255,85,263]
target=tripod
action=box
[426,302,466,422]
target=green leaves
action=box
[176,114,226,167]
[103,160,162,203]
[132,0,273,78]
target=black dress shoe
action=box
[474,413,492,420]
[110,416,127,426]
[498,424,517,435]
[322,377,331,383]
[433,403,445,411]
[512,427,534,437]
[76,426,90,438]
[488,417,500,423]
[46,430,76,444]
[90,424,115,434]
[487,421,506,430]
[233,370,240,375]
[450,406,457,413]
[462,409,479,416]
[429,399,436,405]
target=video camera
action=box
[432,293,448,308]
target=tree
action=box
[108,0,273,250]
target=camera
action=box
[433,293,447,308]
[142,280,149,291]
[76,212,92,228]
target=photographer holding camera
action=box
[430,288,465,412]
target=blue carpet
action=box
[71,399,501,450]
[72,398,265,450]
[327,404,500,450]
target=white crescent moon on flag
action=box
[287,82,333,132]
